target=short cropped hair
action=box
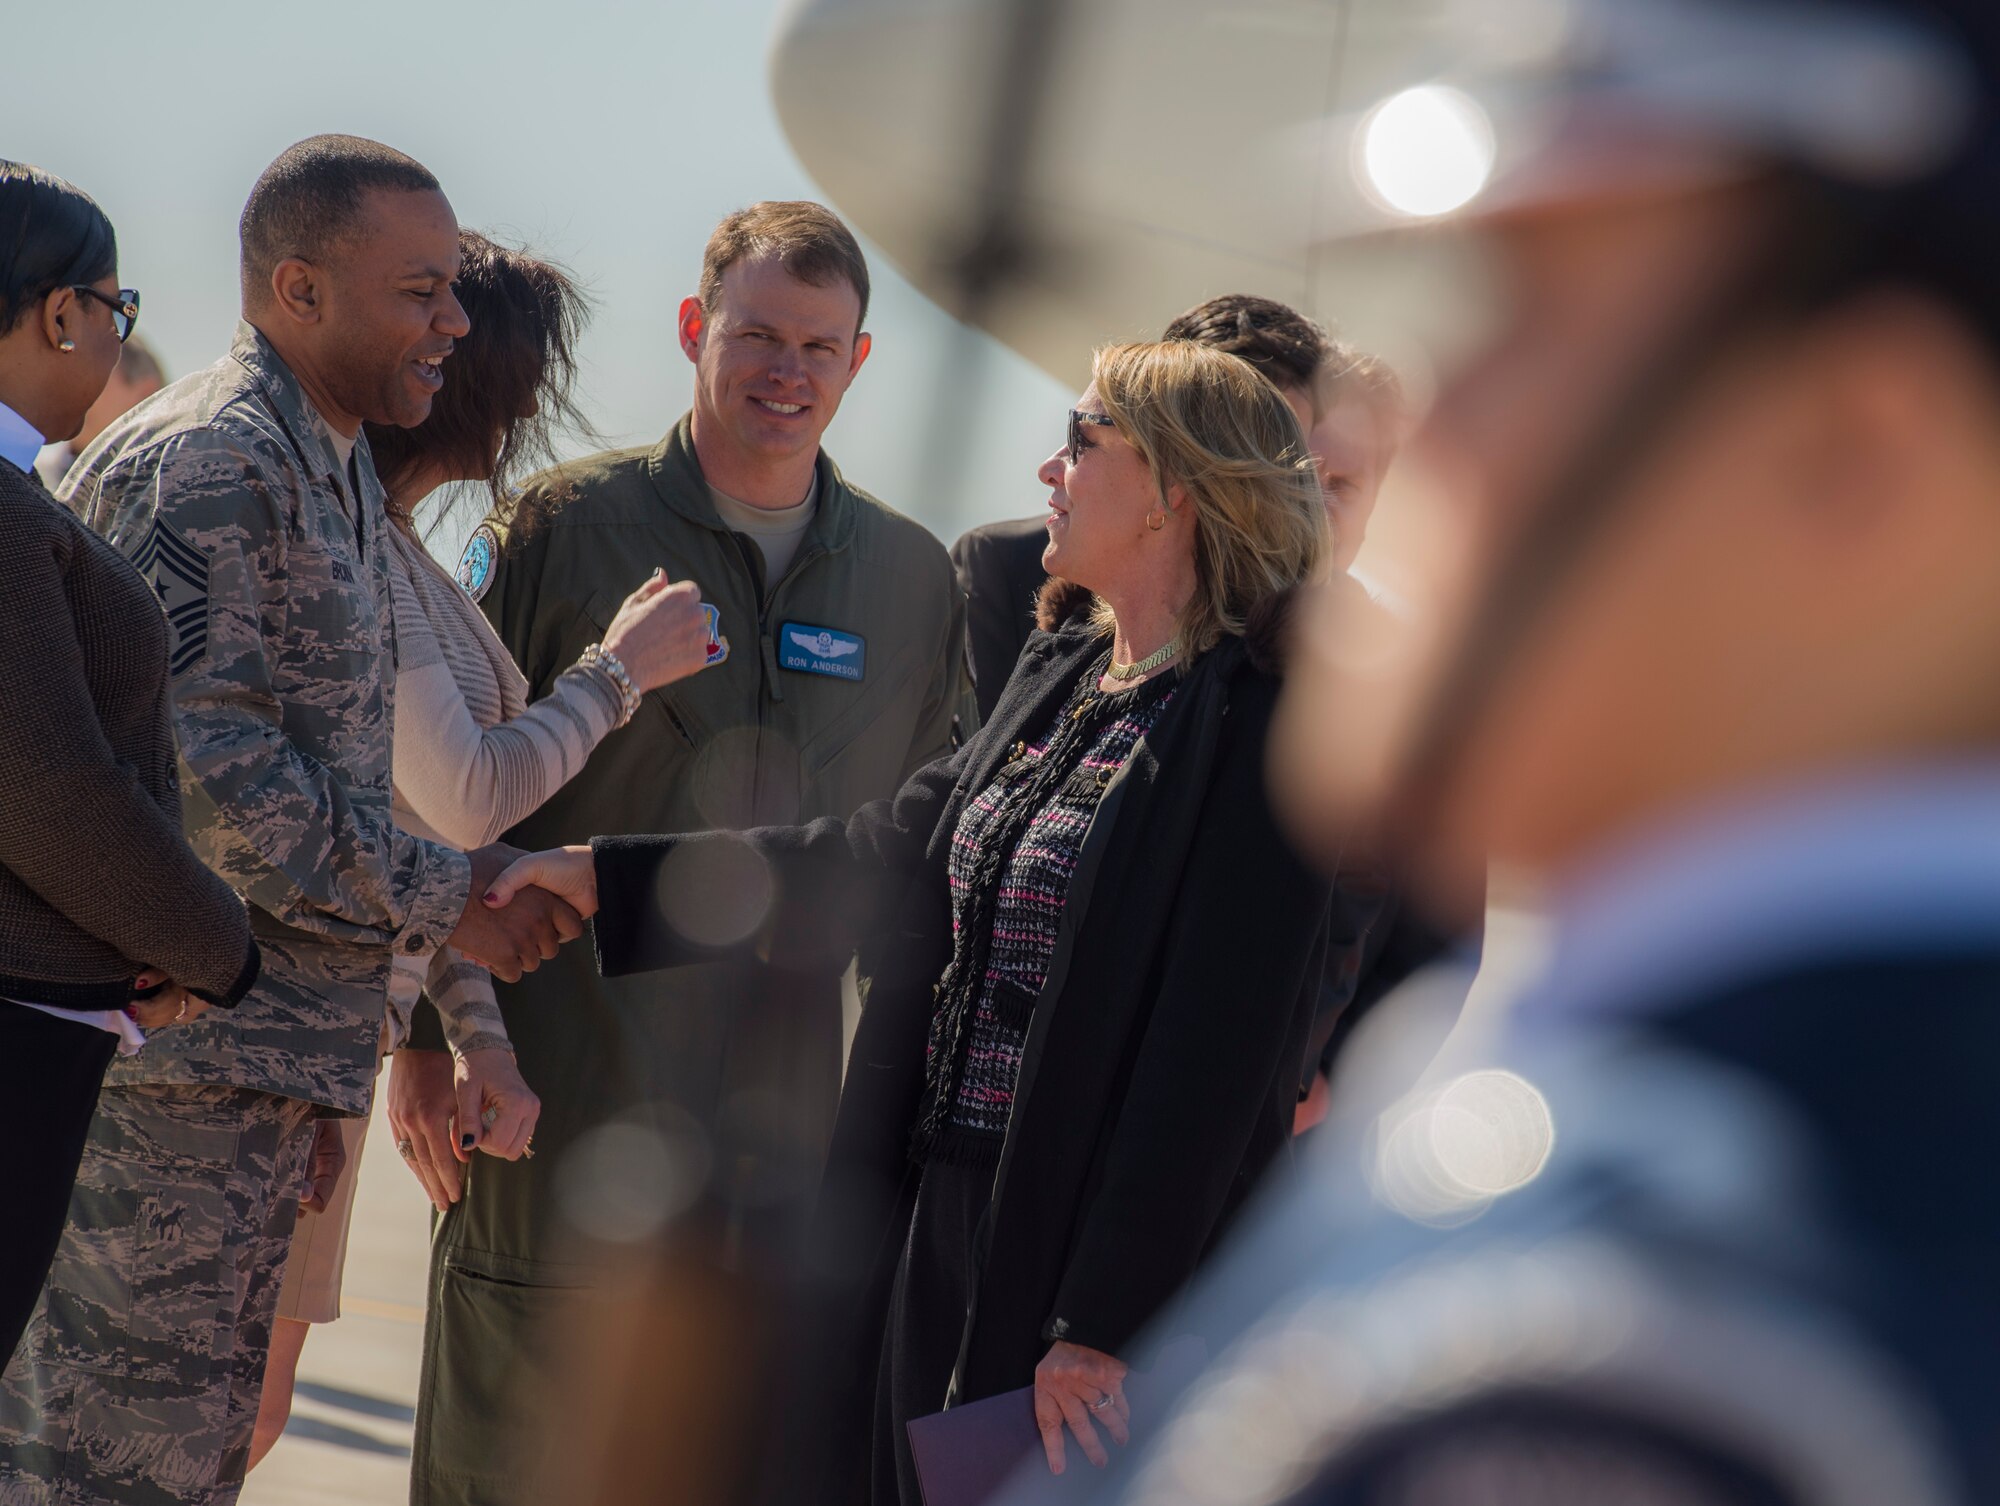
[239,135,440,305]
[366,230,593,521]
[1092,340,1329,656]
[697,201,870,331]
[0,161,117,334]
[1162,294,1330,397]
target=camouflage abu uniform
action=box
[0,324,471,1505]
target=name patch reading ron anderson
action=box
[778,622,865,682]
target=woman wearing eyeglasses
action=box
[0,161,259,1361]
[484,339,1343,1505]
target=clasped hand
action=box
[448,843,587,982]
[1035,1339,1131,1474]
[480,844,598,922]
[126,969,207,1030]
[386,1046,540,1211]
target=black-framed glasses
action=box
[1068,408,1114,466]
[72,285,141,343]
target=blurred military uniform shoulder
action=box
[1139,1224,1958,1506]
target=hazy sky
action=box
[6,0,1069,557]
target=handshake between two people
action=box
[477,845,600,932]
[447,843,595,982]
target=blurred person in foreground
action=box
[246,230,715,1469]
[33,334,165,490]
[398,200,973,1506]
[0,163,258,1364]
[1012,0,2000,1503]
[485,339,1341,1505]
[0,136,580,1504]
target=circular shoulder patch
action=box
[456,523,499,602]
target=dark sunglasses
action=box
[72,285,141,343]
[1067,408,1114,465]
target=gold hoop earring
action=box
[57,339,75,353]
[1146,509,1165,532]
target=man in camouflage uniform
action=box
[0,136,573,1505]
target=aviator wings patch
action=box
[131,516,211,676]
[787,629,858,660]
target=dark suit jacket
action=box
[951,516,1050,723]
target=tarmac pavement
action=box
[242,1091,429,1505]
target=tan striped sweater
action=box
[385,518,624,1054]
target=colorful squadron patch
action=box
[701,603,731,667]
[456,523,499,602]
[131,515,211,676]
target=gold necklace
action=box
[1105,638,1182,681]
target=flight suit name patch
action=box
[778,622,865,681]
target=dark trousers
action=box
[0,1003,116,1365]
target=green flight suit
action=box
[409,415,973,1505]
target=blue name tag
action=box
[779,621,866,681]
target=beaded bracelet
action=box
[578,643,642,726]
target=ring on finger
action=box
[396,1138,416,1160]
[1091,1394,1115,1411]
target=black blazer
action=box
[0,458,257,1010]
[951,516,1051,724]
[591,587,1339,1481]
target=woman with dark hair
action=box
[0,161,259,1360]
[248,229,719,1463]
[485,339,1342,1504]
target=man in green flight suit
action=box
[393,200,975,1505]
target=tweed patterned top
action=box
[915,656,1177,1167]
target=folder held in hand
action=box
[905,1336,1207,1506]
